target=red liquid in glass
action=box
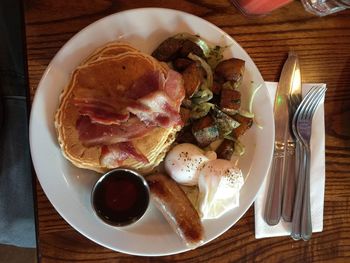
[232,0,293,15]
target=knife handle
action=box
[282,140,296,222]
[264,143,285,226]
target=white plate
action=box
[29,8,274,256]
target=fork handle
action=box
[301,149,312,240]
[264,148,285,226]
[291,143,306,240]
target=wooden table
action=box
[25,1,350,262]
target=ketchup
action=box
[92,169,149,226]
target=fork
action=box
[291,86,326,241]
[290,87,316,240]
[298,87,326,241]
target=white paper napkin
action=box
[254,82,326,239]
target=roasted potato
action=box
[211,106,240,137]
[152,38,184,61]
[216,139,235,160]
[179,39,205,58]
[210,81,222,95]
[192,115,219,147]
[182,62,203,98]
[214,58,245,83]
[180,107,191,125]
[152,37,206,62]
[220,88,241,112]
[173,58,193,71]
[232,114,253,138]
[176,125,197,144]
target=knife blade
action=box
[264,52,298,226]
[282,52,302,222]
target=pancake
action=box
[82,42,140,64]
[55,42,182,174]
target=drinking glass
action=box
[301,0,350,16]
[231,0,293,16]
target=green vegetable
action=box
[190,102,214,119]
[248,82,262,114]
[222,136,245,156]
[233,139,245,156]
[245,82,263,129]
[192,88,213,104]
[207,45,225,69]
[239,109,255,119]
[222,108,239,116]
[188,53,213,89]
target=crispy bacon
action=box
[124,69,184,103]
[74,99,130,125]
[124,71,164,99]
[119,142,149,163]
[163,70,185,110]
[72,90,132,125]
[73,70,184,127]
[76,116,155,147]
[100,145,128,166]
[100,142,149,166]
[73,92,152,125]
[127,90,183,128]
[74,69,185,165]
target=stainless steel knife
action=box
[282,53,302,222]
[264,52,299,226]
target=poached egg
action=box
[198,159,244,219]
[164,143,216,186]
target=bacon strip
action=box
[74,69,185,165]
[73,94,152,125]
[127,90,183,128]
[76,116,155,147]
[72,93,132,125]
[163,70,185,110]
[124,71,164,99]
[100,145,129,166]
[73,70,184,127]
[119,142,149,163]
[100,142,149,166]
[77,107,129,125]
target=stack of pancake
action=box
[55,42,183,174]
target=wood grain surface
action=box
[24,0,350,262]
